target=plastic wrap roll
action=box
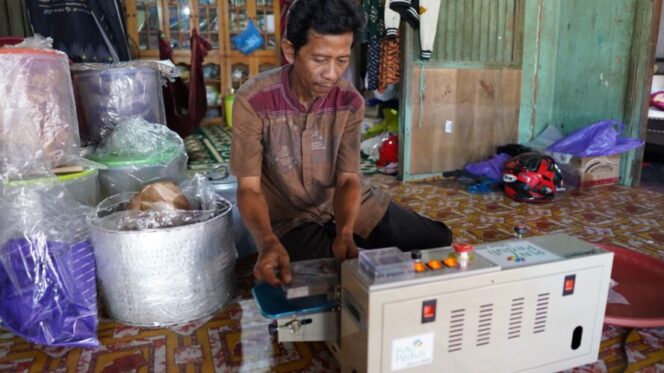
[0,48,81,177]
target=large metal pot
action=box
[88,199,236,326]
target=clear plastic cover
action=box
[282,258,339,299]
[91,174,225,231]
[359,247,414,281]
[88,118,188,198]
[0,179,99,348]
[0,36,82,178]
[88,174,237,327]
[71,60,177,144]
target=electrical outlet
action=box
[444,120,453,133]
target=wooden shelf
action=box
[125,0,281,95]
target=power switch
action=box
[421,299,436,323]
[563,274,576,296]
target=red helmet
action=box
[376,134,398,174]
[502,153,563,203]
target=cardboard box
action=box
[568,154,621,189]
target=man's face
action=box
[284,30,353,98]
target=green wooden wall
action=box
[432,0,524,67]
[519,0,657,185]
[519,0,636,140]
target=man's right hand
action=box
[254,238,292,287]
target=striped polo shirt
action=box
[230,65,389,239]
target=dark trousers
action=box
[281,202,453,261]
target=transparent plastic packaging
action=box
[359,247,414,281]
[71,60,178,144]
[92,175,222,231]
[88,174,237,327]
[282,258,338,299]
[0,36,81,178]
[0,180,99,348]
[87,118,188,198]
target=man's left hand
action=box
[332,233,358,262]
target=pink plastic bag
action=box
[547,120,643,157]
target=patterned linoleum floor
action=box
[1,174,663,372]
[1,126,663,372]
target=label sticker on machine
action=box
[476,241,562,268]
[391,332,434,371]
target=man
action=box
[230,0,452,287]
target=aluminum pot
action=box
[88,199,236,326]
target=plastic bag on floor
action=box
[547,120,644,157]
[464,153,512,182]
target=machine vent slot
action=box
[476,303,494,347]
[447,308,465,352]
[508,297,524,339]
[533,293,550,334]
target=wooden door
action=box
[401,0,525,180]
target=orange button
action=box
[427,260,442,270]
[414,262,427,273]
[564,278,574,292]
[443,257,458,268]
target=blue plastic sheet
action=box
[547,120,644,157]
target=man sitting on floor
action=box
[230,0,452,286]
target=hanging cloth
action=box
[0,0,32,37]
[26,0,130,62]
[159,29,212,138]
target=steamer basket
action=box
[88,200,236,326]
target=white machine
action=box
[253,233,613,373]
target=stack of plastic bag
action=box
[0,36,100,348]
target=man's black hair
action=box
[286,0,366,54]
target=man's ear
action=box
[282,39,295,64]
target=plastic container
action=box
[1,169,101,207]
[88,198,236,326]
[359,247,414,281]
[72,66,166,143]
[90,149,187,198]
[0,48,80,176]
[223,89,235,128]
[598,244,664,328]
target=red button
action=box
[421,299,436,323]
[563,274,576,296]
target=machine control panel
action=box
[356,244,502,291]
[354,234,599,291]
